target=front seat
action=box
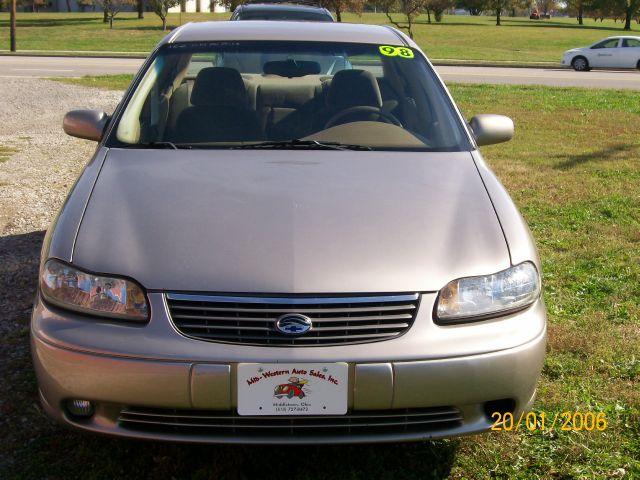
[314,69,384,130]
[173,67,262,143]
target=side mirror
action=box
[63,109,109,142]
[469,114,514,146]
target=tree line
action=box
[99,0,640,33]
[371,0,639,36]
[3,0,639,52]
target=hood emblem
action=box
[275,313,312,335]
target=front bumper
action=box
[32,293,546,444]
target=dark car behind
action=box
[230,2,334,21]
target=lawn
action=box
[1,80,638,479]
[0,145,15,163]
[1,12,639,62]
[53,73,135,90]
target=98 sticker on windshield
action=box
[379,45,415,59]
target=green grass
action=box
[1,12,639,62]
[52,73,135,90]
[1,82,638,478]
[0,145,15,162]
[448,84,640,477]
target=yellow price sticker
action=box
[379,46,414,59]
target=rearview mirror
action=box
[469,114,514,146]
[63,109,109,142]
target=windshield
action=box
[111,41,471,151]
[236,9,333,21]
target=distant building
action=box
[169,0,228,13]
[41,0,227,13]
[45,0,132,12]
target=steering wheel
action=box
[324,106,403,130]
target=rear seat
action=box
[169,69,371,141]
[256,83,322,140]
[166,81,194,138]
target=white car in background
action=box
[561,36,640,71]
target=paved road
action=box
[436,65,640,90]
[1,55,639,89]
[0,55,143,78]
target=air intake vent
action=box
[119,406,462,437]
[166,293,420,346]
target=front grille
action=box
[119,406,462,437]
[166,293,420,346]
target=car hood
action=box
[564,47,584,54]
[72,149,510,293]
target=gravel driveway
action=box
[0,79,120,472]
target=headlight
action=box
[435,262,540,323]
[40,259,149,321]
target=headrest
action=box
[263,59,321,77]
[327,69,383,110]
[257,84,317,109]
[190,67,247,107]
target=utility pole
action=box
[10,0,17,52]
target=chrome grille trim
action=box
[119,406,463,436]
[166,293,419,304]
[166,293,420,346]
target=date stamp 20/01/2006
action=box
[490,411,608,432]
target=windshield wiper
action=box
[231,139,372,151]
[125,141,192,150]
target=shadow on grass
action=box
[0,230,43,321]
[501,21,635,32]
[0,17,103,28]
[123,25,177,31]
[553,143,638,169]
[411,17,636,32]
[0,231,45,477]
[0,15,153,28]
[412,19,490,27]
[15,434,459,479]
[0,230,459,479]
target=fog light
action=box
[65,399,94,418]
[483,398,516,420]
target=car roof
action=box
[237,3,329,12]
[165,21,406,46]
[601,35,640,40]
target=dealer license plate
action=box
[237,363,348,416]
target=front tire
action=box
[572,56,589,72]
[637,59,640,71]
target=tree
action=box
[487,0,511,25]
[77,0,95,12]
[590,0,638,28]
[425,0,455,22]
[487,0,527,24]
[565,0,592,24]
[9,0,16,52]
[618,0,640,29]
[211,0,242,13]
[375,0,425,38]
[137,0,144,18]
[319,0,365,22]
[95,0,135,28]
[25,0,46,11]
[149,0,179,30]
[459,0,488,15]
[535,0,558,15]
